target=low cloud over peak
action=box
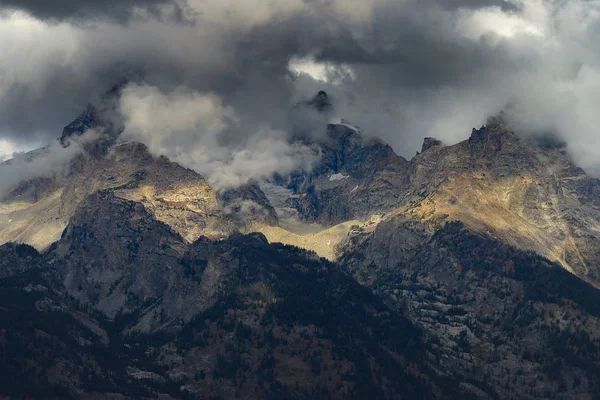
[119,83,319,188]
[1,0,600,181]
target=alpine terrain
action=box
[1,90,600,400]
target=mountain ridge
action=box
[0,191,469,399]
[2,89,600,398]
[3,92,600,285]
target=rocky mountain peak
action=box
[60,81,126,147]
[60,104,101,145]
[54,191,185,260]
[468,113,518,155]
[421,137,444,152]
[307,89,333,113]
[52,191,188,320]
[217,181,279,226]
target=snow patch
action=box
[338,123,361,133]
[329,173,349,181]
[350,185,359,193]
[331,118,361,133]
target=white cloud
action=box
[289,58,331,82]
[0,139,20,162]
[289,57,356,85]
[119,83,319,188]
[0,129,100,199]
[459,2,547,39]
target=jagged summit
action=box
[60,104,100,145]
[468,114,517,150]
[421,137,444,152]
[5,84,600,287]
[60,81,126,146]
[307,89,333,113]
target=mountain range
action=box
[1,90,600,399]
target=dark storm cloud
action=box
[0,0,178,20]
[433,0,519,12]
[1,0,600,184]
[0,0,519,21]
[0,0,524,145]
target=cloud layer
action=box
[1,0,600,182]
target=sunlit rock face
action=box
[401,116,600,285]
[0,141,236,251]
[270,108,600,286]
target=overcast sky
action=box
[1,0,600,185]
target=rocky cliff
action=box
[0,194,464,399]
[341,218,600,399]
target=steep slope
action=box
[263,90,410,227]
[155,233,456,400]
[341,219,600,399]
[0,84,280,251]
[3,190,600,399]
[278,108,600,283]
[0,195,464,399]
[5,88,600,284]
[0,141,234,250]
[2,87,600,399]
[0,244,142,399]
[403,116,600,284]
[284,122,410,226]
[0,89,409,261]
[51,191,188,325]
[0,138,282,253]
